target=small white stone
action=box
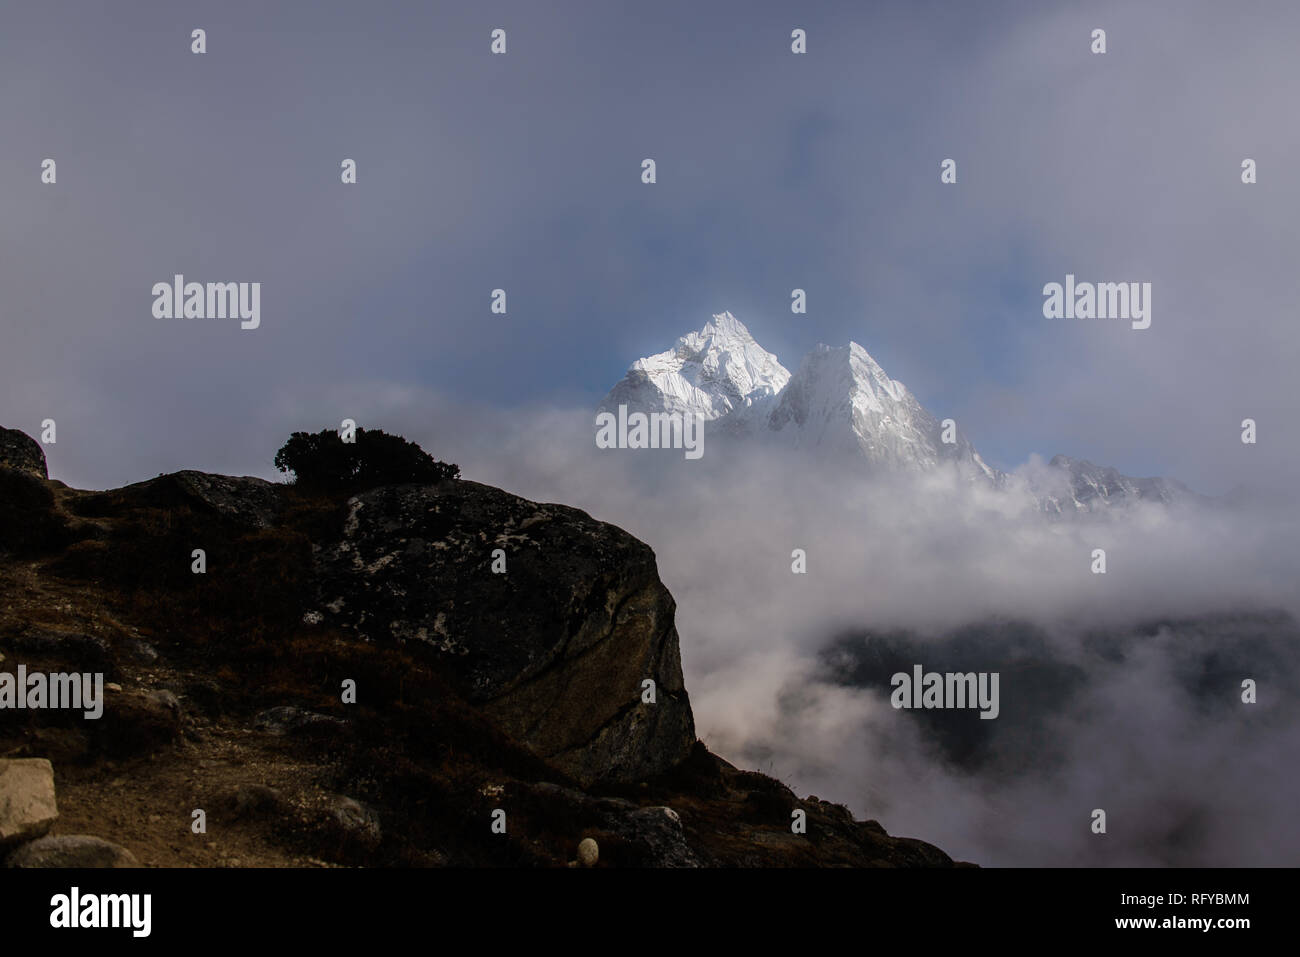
[577,837,599,867]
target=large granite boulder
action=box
[309,480,696,787]
[0,427,46,479]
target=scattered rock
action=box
[5,834,138,868]
[0,427,47,479]
[603,805,699,867]
[328,795,381,848]
[6,624,113,673]
[123,638,159,663]
[254,706,346,735]
[577,837,599,867]
[524,783,699,867]
[0,758,58,849]
[219,783,283,820]
[96,688,183,756]
[144,689,181,714]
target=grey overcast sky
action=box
[2,0,1297,494]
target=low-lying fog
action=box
[323,399,1300,866]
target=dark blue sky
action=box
[2,0,1296,493]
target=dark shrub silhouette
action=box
[274,428,459,491]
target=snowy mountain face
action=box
[599,312,1190,511]
[765,342,999,480]
[1033,455,1194,514]
[598,312,790,425]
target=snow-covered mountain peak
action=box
[1034,455,1193,512]
[601,312,996,478]
[766,341,915,429]
[595,310,1190,512]
[597,310,1194,510]
[763,339,994,477]
[846,341,909,406]
[685,310,752,347]
[600,312,790,421]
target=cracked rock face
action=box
[0,428,47,480]
[311,480,695,787]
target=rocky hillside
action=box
[0,426,965,868]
